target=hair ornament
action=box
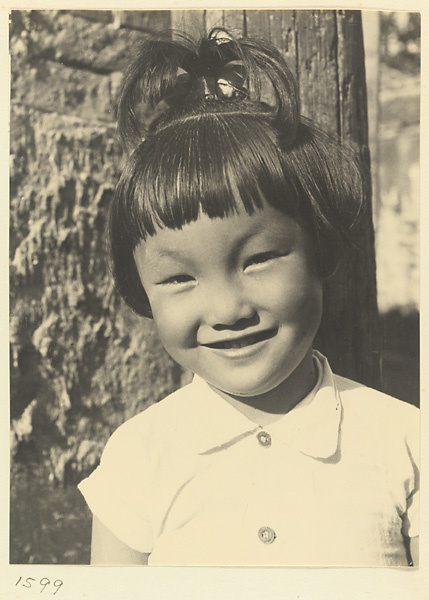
[165,61,247,103]
[116,27,299,150]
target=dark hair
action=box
[110,28,366,318]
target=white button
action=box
[257,431,272,447]
[258,526,276,544]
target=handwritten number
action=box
[14,576,64,594]
[53,580,64,595]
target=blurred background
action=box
[9,10,420,564]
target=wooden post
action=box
[172,9,381,388]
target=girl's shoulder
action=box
[103,381,197,457]
[315,352,419,427]
[333,372,419,439]
[334,372,418,410]
[91,381,199,489]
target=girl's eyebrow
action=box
[140,245,195,275]
[147,247,183,260]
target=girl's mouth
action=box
[204,328,277,350]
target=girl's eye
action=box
[159,274,194,286]
[245,252,282,269]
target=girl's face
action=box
[134,201,323,400]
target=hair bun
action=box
[116,27,300,150]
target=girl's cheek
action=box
[269,275,322,320]
[152,296,197,343]
[298,283,323,325]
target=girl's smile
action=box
[134,201,323,417]
[201,326,277,352]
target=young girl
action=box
[78,28,419,567]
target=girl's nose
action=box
[204,281,255,328]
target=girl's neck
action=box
[208,350,319,427]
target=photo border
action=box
[2,1,427,598]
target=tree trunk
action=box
[9,10,179,487]
[172,9,381,388]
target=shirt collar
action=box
[186,350,342,460]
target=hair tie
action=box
[162,31,248,105]
[164,61,247,104]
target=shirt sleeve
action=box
[400,405,420,539]
[402,488,419,538]
[78,417,154,553]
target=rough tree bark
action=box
[172,9,381,388]
[9,10,179,485]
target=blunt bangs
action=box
[114,111,302,248]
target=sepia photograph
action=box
[7,2,423,589]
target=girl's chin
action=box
[207,377,283,400]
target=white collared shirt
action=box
[78,352,419,566]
